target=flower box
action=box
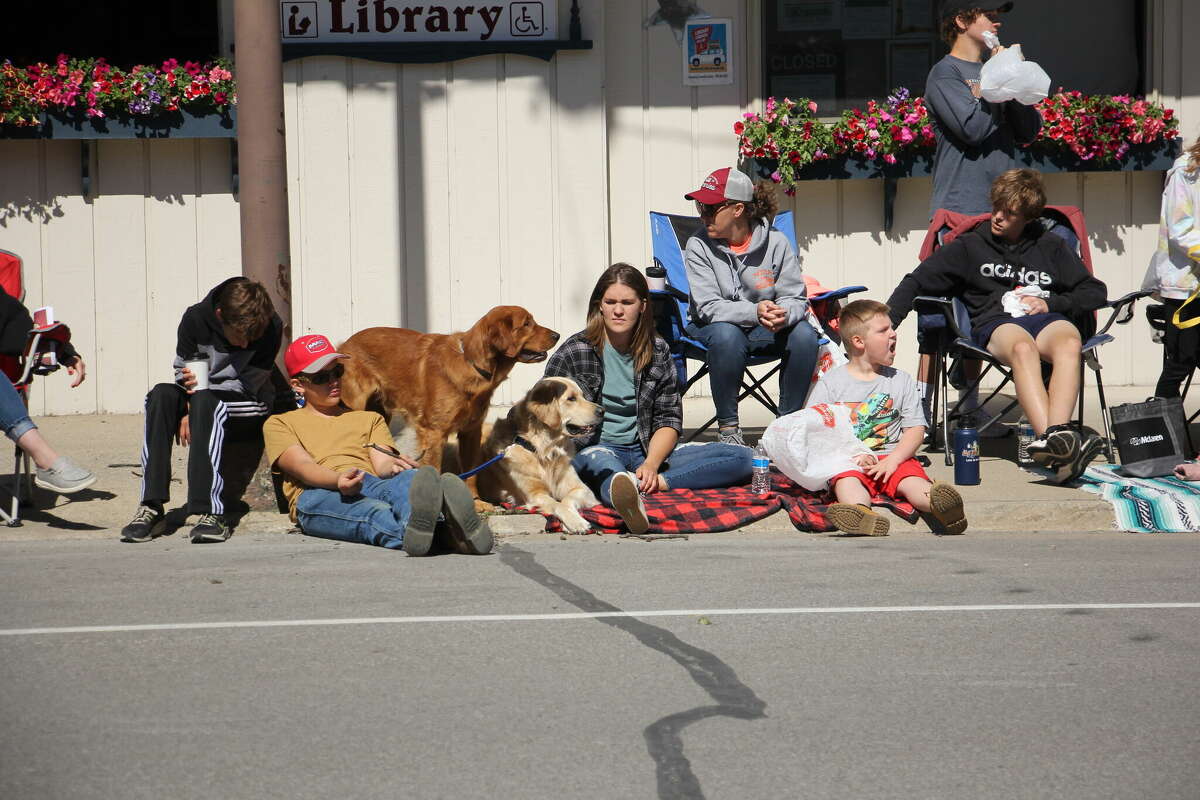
[0,106,236,139]
[750,138,1180,183]
[1,56,236,139]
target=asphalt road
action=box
[2,531,1198,800]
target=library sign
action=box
[280,0,558,42]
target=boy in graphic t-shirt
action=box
[805,300,968,536]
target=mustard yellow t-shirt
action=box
[263,408,396,521]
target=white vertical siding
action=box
[0,0,1196,414]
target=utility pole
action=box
[234,0,292,347]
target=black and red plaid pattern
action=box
[510,469,918,534]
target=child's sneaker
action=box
[190,513,232,543]
[1053,432,1104,485]
[928,481,968,534]
[121,504,164,543]
[827,503,890,536]
[438,473,494,555]
[34,457,96,494]
[403,466,442,556]
[1028,424,1079,467]
[610,472,649,535]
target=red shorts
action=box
[830,456,930,499]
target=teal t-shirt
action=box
[600,344,638,444]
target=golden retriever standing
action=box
[338,306,559,505]
[478,377,602,533]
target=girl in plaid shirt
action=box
[544,263,753,533]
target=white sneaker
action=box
[609,472,649,535]
[35,456,96,494]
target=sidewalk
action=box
[4,385,1172,542]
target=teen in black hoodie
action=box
[887,169,1108,483]
[123,278,283,543]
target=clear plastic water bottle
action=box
[1017,416,1035,469]
[751,443,771,494]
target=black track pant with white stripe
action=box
[140,384,269,515]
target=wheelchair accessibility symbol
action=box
[510,2,544,37]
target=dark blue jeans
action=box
[573,441,752,506]
[295,471,419,550]
[686,320,820,426]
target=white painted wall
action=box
[0,0,1197,415]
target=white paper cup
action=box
[186,359,210,391]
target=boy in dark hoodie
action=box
[122,278,283,543]
[887,169,1108,484]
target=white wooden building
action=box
[0,0,1197,416]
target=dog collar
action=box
[513,435,537,454]
[458,340,494,381]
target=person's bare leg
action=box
[987,325,1050,433]
[833,476,871,506]
[1034,320,1082,428]
[15,428,59,470]
[896,475,933,512]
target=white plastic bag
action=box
[761,403,872,492]
[979,45,1050,106]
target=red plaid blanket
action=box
[507,469,918,534]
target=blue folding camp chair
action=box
[648,210,866,440]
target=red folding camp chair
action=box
[912,208,1149,465]
[0,249,75,526]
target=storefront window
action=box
[4,0,220,66]
[763,0,1144,115]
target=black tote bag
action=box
[1110,397,1189,478]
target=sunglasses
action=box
[299,363,345,385]
[696,200,737,218]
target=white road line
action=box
[1,603,1198,637]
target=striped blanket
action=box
[1079,464,1200,532]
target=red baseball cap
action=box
[684,167,755,204]
[285,334,348,377]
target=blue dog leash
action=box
[457,451,506,479]
[365,438,535,480]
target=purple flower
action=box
[148,90,162,104]
[129,98,151,115]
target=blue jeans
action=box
[295,471,420,550]
[573,441,752,506]
[687,320,819,426]
[0,372,35,443]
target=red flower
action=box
[733,121,744,135]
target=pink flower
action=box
[868,129,880,139]
[770,171,783,182]
[884,154,897,164]
[807,100,818,113]
[898,127,914,144]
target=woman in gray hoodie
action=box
[683,167,819,445]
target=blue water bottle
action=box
[953,418,980,486]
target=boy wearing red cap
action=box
[261,335,492,556]
[122,278,282,543]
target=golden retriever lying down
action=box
[478,377,602,533]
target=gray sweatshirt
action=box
[684,219,808,329]
[925,55,1043,216]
